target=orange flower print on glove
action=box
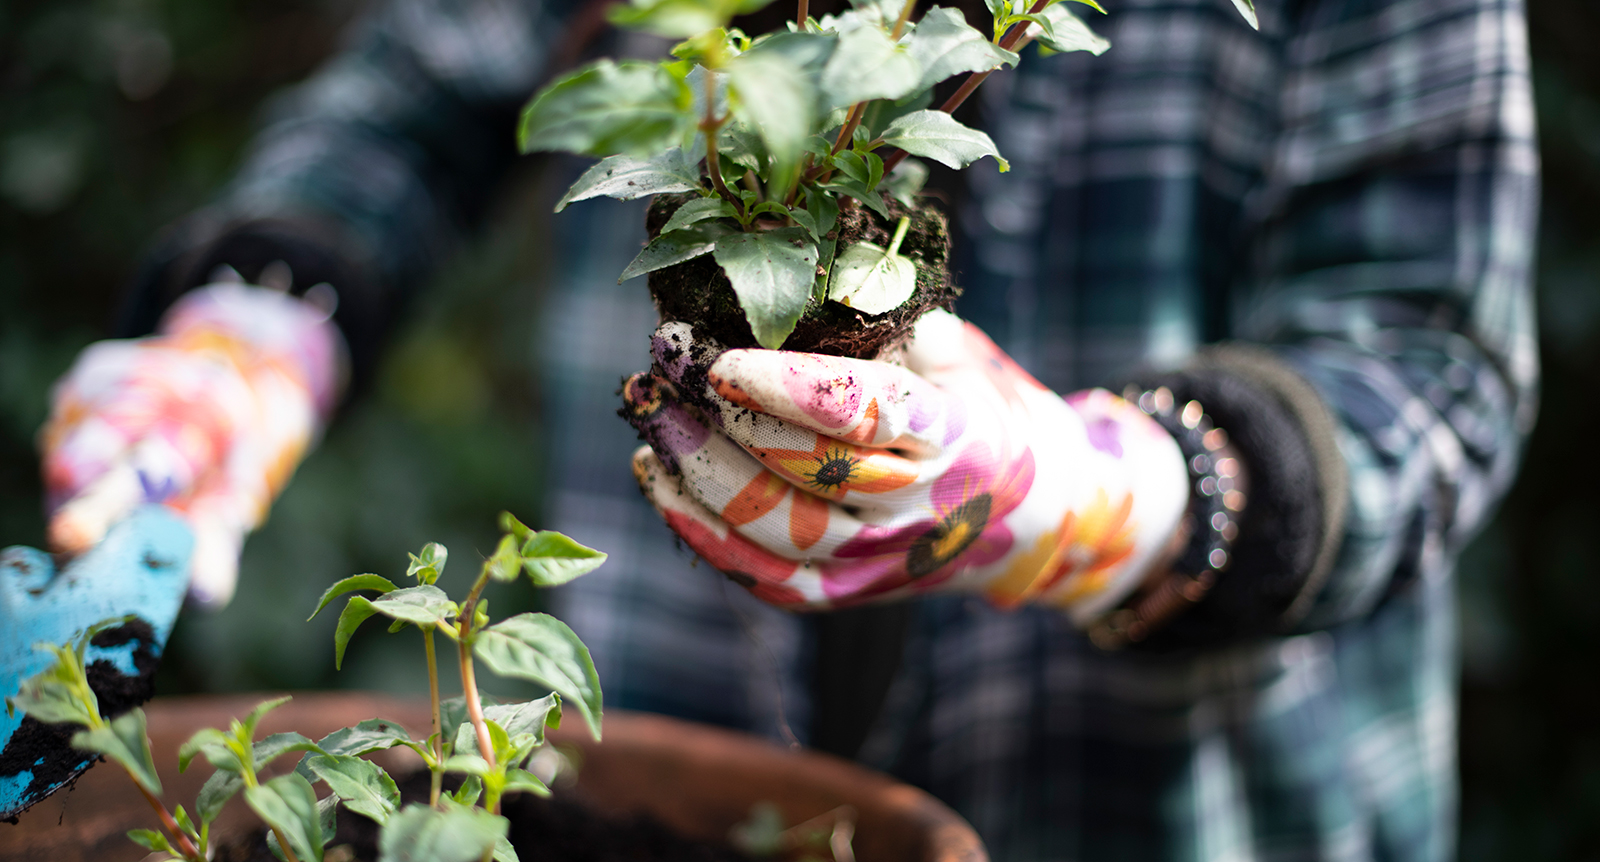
[623,310,1192,625]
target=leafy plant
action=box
[6,512,607,862]
[521,0,1248,348]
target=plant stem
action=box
[424,626,444,808]
[890,0,918,39]
[830,103,868,156]
[700,69,742,213]
[796,0,809,28]
[135,783,202,861]
[881,0,1048,174]
[458,643,497,779]
[887,216,911,256]
[456,562,499,793]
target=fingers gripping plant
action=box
[6,513,608,862]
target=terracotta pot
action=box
[0,693,985,862]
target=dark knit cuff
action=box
[1121,345,1347,650]
[118,214,389,396]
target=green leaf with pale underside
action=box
[907,6,1018,92]
[555,150,702,212]
[819,26,921,109]
[520,532,608,586]
[1028,3,1111,55]
[244,773,324,862]
[828,240,918,315]
[518,60,693,159]
[879,110,1009,171]
[308,575,397,621]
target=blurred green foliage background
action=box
[1,0,1597,856]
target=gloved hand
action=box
[39,280,345,607]
[623,310,1191,624]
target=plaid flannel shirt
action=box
[140,0,1539,858]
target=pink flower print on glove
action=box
[623,310,1193,625]
[40,283,346,607]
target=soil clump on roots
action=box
[646,194,959,358]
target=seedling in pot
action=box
[7,513,608,862]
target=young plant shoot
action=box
[519,0,1201,350]
[7,513,607,862]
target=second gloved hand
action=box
[623,310,1191,624]
[40,282,345,607]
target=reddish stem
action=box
[797,0,809,28]
[137,784,202,861]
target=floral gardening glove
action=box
[623,310,1192,625]
[39,282,345,607]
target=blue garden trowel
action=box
[0,506,192,820]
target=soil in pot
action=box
[646,194,959,359]
[212,771,751,862]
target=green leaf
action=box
[859,88,932,141]
[308,575,398,621]
[379,804,509,862]
[368,586,456,628]
[727,52,815,192]
[173,804,196,838]
[907,6,1019,91]
[828,240,918,314]
[439,698,470,755]
[660,197,741,236]
[317,794,340,841]
[521,532,608,586]
[451,775,484,807]
[720,122,768,173]
[519,60,693,159]
[474,613,605,740]
[504,767,552,797]
[745,30,838,76]
[819,26,922,109]
[1229,0,1258,29]
[442,753,492,777]
[620,223,734,282]
[812,236,838,303]
[179,727,240,774]
[312,718,418,759]
[879,110,1009,171]
[244,774,324,862]
[333,597,380,670]
[254,732,324,770]
[832,150,871,185]
[819,177,889,218]
[7,647,96,727]
[884,158,929,206]
[305,754,400,826]
[197,768,244,824]
[494,834,522,862]
[407,543,448,585]
[487,534,522,583]
[712,228,820,349]
[607,0,747,38]
[127,828,171,852]
[1028,3,1110,55]
[556,150,702,213]
[805,187,839,238]
[242,696,292,741]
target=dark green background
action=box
[0,0,1594,856]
